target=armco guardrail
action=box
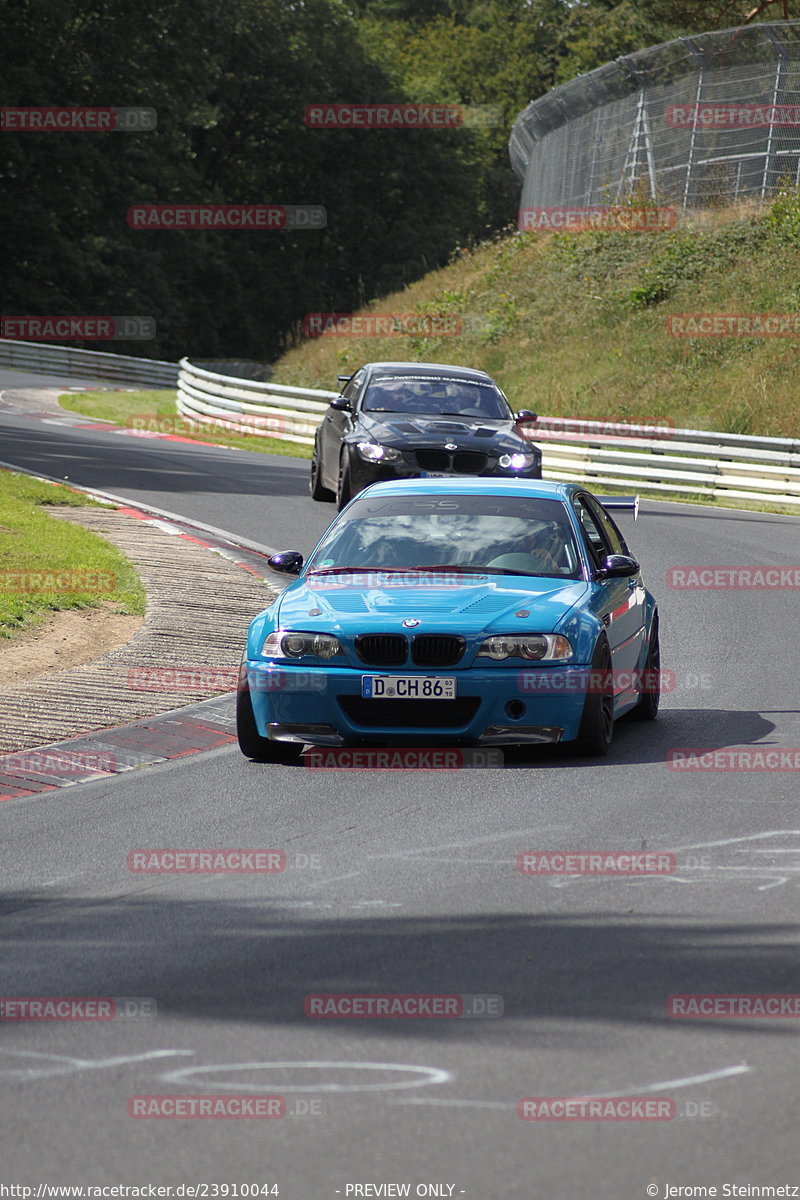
[178,358,336,445]
[178,358,800,506]
[0,338,179,387]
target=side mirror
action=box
[515,409,537,423]
[596,554,639,580]
[268,550,304,575]
[337,374,353,383]
[330,396,352,411]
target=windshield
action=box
[361,374,511,420]
[307,494,583,579]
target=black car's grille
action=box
[415,449,450,471]
[339,696,480,729]
[354,634,407,666]
[452,451,487,473]
[411,634,466,667]
[414,449,487,474]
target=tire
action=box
[310,451,335,502]
[236,683,303,764]
[336,453,352,511]
[571,638,614,757]
[631,615,660,721]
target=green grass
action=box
[272,196,800,441]
[58,389,313,459]
[0,470,146,639]
[55,196,800,518]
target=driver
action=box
[486,522,562,575]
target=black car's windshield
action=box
[361,374,512,420]
[307,494,583,580]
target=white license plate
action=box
[420,471,451,478]
[361,675,457,700]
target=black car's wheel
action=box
[571,638,614,757]
[236,683,303,764]
[310,452,335,502]
[336,453,352,511]
[631,615,660,721]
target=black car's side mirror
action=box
[595,554,639,580]
[268,551,304,575]
[515,409,537,422]
[329,396,352,411]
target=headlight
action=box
[356,441,402,463]
[477,634,572,661]
[499,451,536,470]
[262,630,343,660]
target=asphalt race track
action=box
[2,369,800,1196]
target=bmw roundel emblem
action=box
[402,618,420,628]
[445,443,457,451]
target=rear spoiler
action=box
[600,495,640,521]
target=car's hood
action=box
[276,575,588,635]
[354,412,535,453]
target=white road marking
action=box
[160,1060,452,1094]
[391,1064,751,1109]
[0,1049,193,1081]
[369,827,572,860]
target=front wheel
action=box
[336,454,352,511]
[571,638,614,757]
[236,683,303,764]
[310,451,335,502]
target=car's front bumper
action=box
[347,455,542,494]
[244,661,592,746]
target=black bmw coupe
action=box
[310,361,542,509]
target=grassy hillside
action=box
[272,193,800,439]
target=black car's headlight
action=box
[477,634,572,661]
[356,441,402,463]
[262,630,343,660]
[498,451,537,470]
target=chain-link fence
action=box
[509,20,800,212]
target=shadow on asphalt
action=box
[1,892,799,1042]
